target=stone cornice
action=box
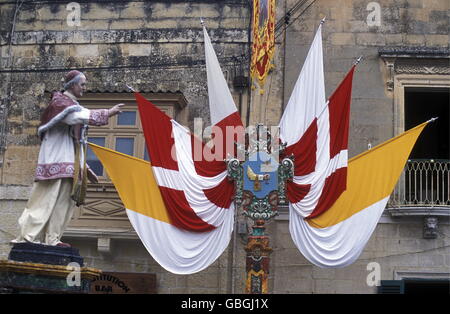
[378,47,450,90]
[0,28,249,46]
[379,46,450,59]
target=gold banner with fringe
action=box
[250,0,276,91]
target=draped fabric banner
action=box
[89,143,235,274]
[285,67,355,220]
[279,23,353,220]
[279,21,427,268]
[250,0,276,89]
[92,93,237,274]
[290,122,429,267]
[89,26,243,274]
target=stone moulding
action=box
[378,46,450,91]
[0,259,102,293]
[0,260,101,280]
[378,47,450,59]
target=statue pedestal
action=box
[0,243,101,294]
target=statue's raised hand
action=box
[108,103,125,117]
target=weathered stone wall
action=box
[66,237,239,294]
[0,0,250,186]
[271,215,450,293]
[0,0,449,294]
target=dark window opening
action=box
[404,279,450,294]
[378,279,450,294]
[405,87,449,160]
[404,88,450,205]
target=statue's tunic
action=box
[35,91,109,181]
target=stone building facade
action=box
[0,0,448,293]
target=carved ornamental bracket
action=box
[379,47,450,91]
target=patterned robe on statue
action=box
[36,91,109,181]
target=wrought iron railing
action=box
[388,159,450,208]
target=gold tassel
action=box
[71,130,89,206]
[78,142,88,206]
[71,142,80,202]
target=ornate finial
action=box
[200,17,205,27]
[354,55,363,65]
[428,117,439,123]
[320,16,326,25]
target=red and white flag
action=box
[279,23,355,257]
[122,26,243,274]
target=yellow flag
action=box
[88,143,171,224]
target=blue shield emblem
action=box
[243,151,278,199]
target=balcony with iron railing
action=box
[387,159,450,216]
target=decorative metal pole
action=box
[227,124,293,294]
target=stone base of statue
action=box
[0,243,101,294]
